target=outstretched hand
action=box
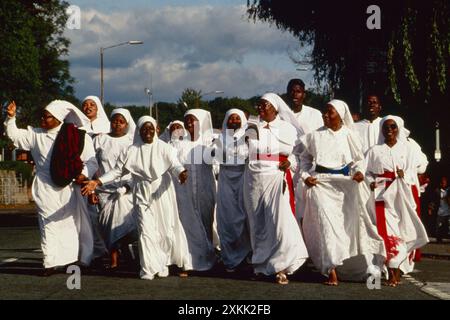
[179,170,188,184]
[352,171,364,183]
[6,101,16,118]
[81,179,101,196]
[279,160,291,172]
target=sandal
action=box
[276,272,289,285]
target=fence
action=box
[0,170,30,205]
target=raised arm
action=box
[3,101,34,151]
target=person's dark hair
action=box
[366,93,382,104]
[287,79,305,93]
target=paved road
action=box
[0,212,448,300]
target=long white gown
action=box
[4,117,97,268]
[291,105,324,218]
[244,116,308,276]
[300,126,386,280]
[172,137,217,271]
[366,141,429,274]
[99,132,192,279]
[93,134,136,250]
[354,117,382,154]
[215,109,251,270]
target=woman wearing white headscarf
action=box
[4,100,98,275]
[299,99,385,285]
[82,95,110,135]
[93,108,137,269]
[365,115,428,286]
[244,94,308,285]
[171,109,217,272]
[214,108,251,271]
[159,120,185,144]
[82,116,192,280]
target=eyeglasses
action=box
[384,124,398,130]
[40,114,54,120]
[256,102,272,112]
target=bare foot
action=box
[179,271,189,278]
[110,249,119,269]
[276,272,289,285]
[324,269,338,286]
[386,268,398,287]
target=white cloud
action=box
[66,5,313,104]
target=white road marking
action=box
[0,258,18,266]
[403,274,450,300]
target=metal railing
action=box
[0,170,29,205]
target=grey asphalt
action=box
[0,210,448,300]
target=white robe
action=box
[292,105,324,218]
[93,134,136,250]
[4,117,98,268]
[99,140,192,279]
[365,142,429,273]
[354,117,382,154]
[215,133,251,269]
[171,137,217,271]
[300,126,386,280]
[244,117,308,275]
[293,105,324,135]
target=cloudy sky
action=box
[65,0,313,105]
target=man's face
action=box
[367,95,381,118]
[288,84,306,108]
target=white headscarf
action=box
[378,115,410,144]
[160,120,185,143]
[134,116,157,144]
[327,99,354,128]
[261,93,305,137]
[221,108,248,139]
[184,109,213,143]
[45,100,90,129]
[82,95,110,134]
[110,108,136,139]
[126,115,174,181]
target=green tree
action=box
[248,0,449,164]
[0,0,75,127]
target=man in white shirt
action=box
[286,79,323,134]
[286,79,323,218]
[354,94,383,154]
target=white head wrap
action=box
[222,108,248,139]
[261,92,305,137]
[45,100,90,129]
[184,109,213,143]
[327,99,354,128]
[82,95,110,134]
[110,108,136,139]
[160,120,185,142]
[378,115,410,144]
[134,116,157,144]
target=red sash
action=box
[257,154,295,216]
[375,171,400,262]
[411,185,421,261]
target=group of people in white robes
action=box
[4,80,429,286]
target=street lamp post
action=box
[145,88,153,116]
[100,40,143,104]
[197,90,224,108]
